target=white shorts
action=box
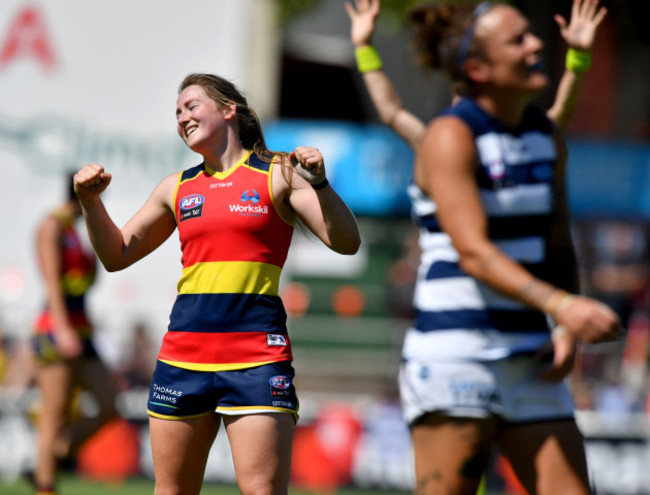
[399,356,575,425]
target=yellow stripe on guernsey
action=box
[177,261,281,295]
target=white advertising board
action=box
[0,0,277,364]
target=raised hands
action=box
[345,0,380,47]
[555,0,607,52]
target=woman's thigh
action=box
[410,413,496,495]
[149,413,221,495]
[35,362,75,428]
[224,413,295,495]
[497,420,591,495]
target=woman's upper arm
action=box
[417,117,492,262]
[276,162,360,254]
[36,216,63,285]
[119,174,178,266]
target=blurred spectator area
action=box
[282,217,416,394]
[278,0,650,140]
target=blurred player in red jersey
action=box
[32,172,118,495]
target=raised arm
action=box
[547,0,607,129]
[74,164,178,272]
[345,0,426,150]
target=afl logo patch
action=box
[180,194,204,210]
[270,375,292,399]
[179,194,204,222]
[270,375,291,390]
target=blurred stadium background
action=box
[0,0,649,494]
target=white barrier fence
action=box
[1,388,649,494]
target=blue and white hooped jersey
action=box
[404,99,558,361]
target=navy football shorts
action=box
[32,334,98,365]
[147,360,299,421]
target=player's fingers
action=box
[344,2,356,19]
[585,0,598,19]
[571,0,581,20]
[593,5,607,26]
[357,0,370,13]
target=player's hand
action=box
[345,0,380,47]
[54,325,83,359]
[554,295,623,344]
[74,163,112,203]
[554,0,607,52]
[290,147,327,186]
[538,326,576,381]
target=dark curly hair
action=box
[408,2,498,96]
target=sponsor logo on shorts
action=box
[179,194,204,222]
[270,375,292,399]
[267,334,287,346]
[150,383,184,408]
[270,375,291,389]
[448,378,497,406]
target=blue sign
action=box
[265,121,650,220]
[567,140,650,220]
[264,120,413,216]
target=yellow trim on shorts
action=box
[177,261,281,295]
[218,405,299,423]
[158,358,277,372]
[147,409,214,421]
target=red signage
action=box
[0,5,57,70]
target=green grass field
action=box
[1,475,411,495]
[1,475,509,494]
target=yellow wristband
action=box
[355,45,383,73]
[565,48,592,73]
[545,290,577,318]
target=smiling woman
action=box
[72,72,360,495]
[397,2,622,495]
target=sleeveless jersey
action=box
[403,98,558,361]
[35,210,95,336]
[158,151,295,371]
